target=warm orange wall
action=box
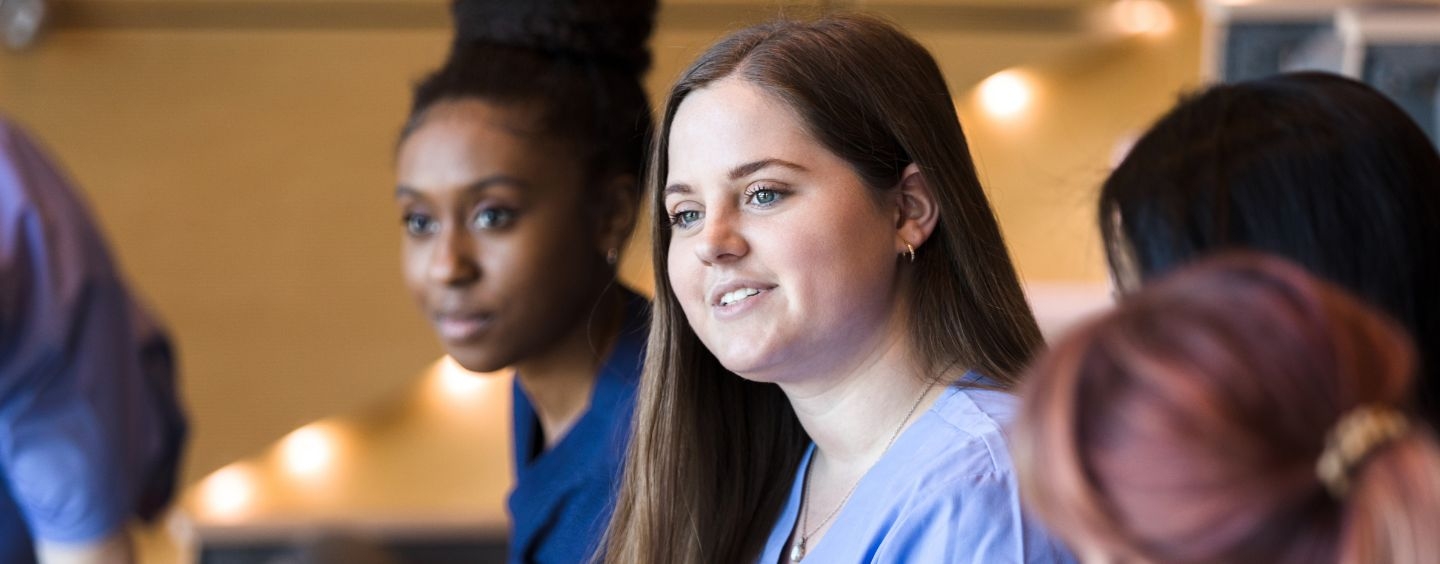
[958,1,1205,282]
[0,14,705,490]
[0,27,456,485]
[0,0,1201,496]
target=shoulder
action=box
[878,457,1073,563]
[877,470,1073,562]
[914,384,1020,479]
[870,385,1022,528]
[874,386,1074,562]
[895,385,1026,518]
[604,287,651,386]
[892,385,1021,514]
[0,114,28,156]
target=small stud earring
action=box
[606,248,619,265]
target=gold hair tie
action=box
[1315,405,1410,498]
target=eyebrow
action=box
[729,158,806,180]
[395,175,529,199]
[662,158,807,198]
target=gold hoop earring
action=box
[905,243,916,263]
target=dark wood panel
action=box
[46,0,1086,34]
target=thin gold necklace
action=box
[789,377,941,562]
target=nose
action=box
[428,224,480,286]
[693,207,749,265]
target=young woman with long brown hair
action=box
[1014,253,1440,563]
[604,14,1069,563]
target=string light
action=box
[979,70,1033,119]
[199,464,258,521]
[1111,0,1174,37]
[279,423,341,480]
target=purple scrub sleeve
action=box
[0,117,186,559]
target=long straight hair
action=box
[603,14,1043,562]
[1015,253,1440,563]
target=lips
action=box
[433,312,495,342]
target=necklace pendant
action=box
[790,539,806,562]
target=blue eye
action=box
[745,185,785,207]
[403,213,439,236]
[472,208,515,230]
[668,210,702,230]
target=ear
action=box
[593,173,640,262]
[893,163,940,255]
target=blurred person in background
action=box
[0,116,187,563]
[391,0,655,561]
[1015,253,1440,563]
[1098,72,1440,430]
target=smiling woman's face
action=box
[395,99,605,372]
[663,78,905,384]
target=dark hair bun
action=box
[451,0,657,75]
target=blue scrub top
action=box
[507,291,647,564]
[0,117,187,561]
[759,376,1074,563]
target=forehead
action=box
[667,78,832,183]
[397,99,576,192]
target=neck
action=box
[514,286,626,448]
[778,323,941,466]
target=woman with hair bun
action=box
[1014,252,1440,564]
[391,1,655,561]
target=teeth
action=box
[719,288,761,306]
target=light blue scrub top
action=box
[759,378,1073,563]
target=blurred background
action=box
[0,0,1436,561]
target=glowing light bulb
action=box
[280,423,339,479]
[978,70,1033,119]
[1111,0,1174,37]
[200,464,257,521]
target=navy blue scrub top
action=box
[507,290,647,564]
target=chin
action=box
[445,346,512,375]
[729,370,783,384]
[714,351,785,383]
